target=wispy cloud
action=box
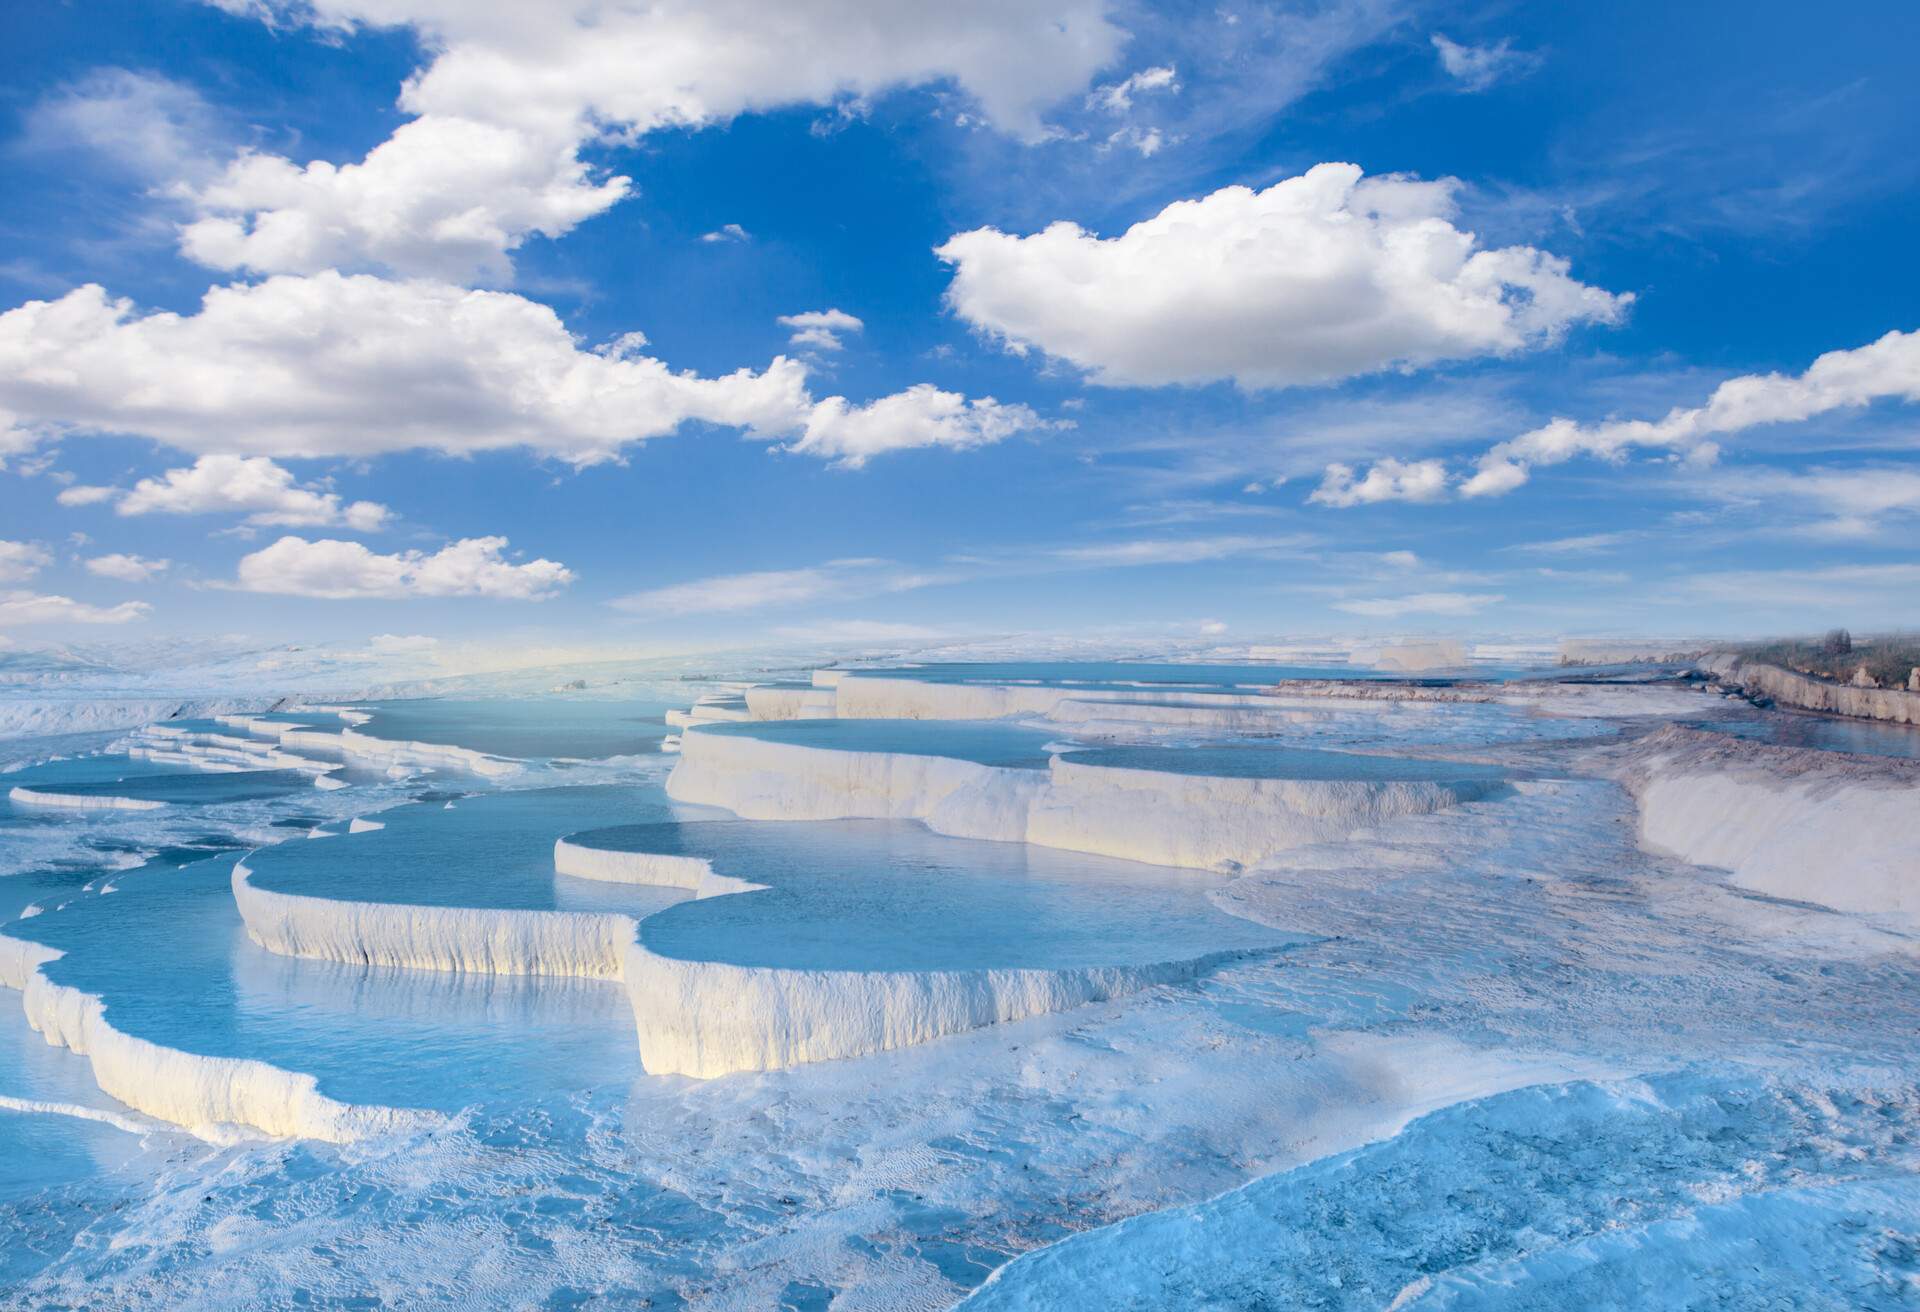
[612,559,931,617]
[612,534,1317,618]
[1430,34,1541,92]
[1333,591,1504,618]
[0,591,151,626]
[1502,530,1644,555]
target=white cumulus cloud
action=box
[116,455,391,529]
[784,385,1051,468]
[0,273,809,466]
[0,273,1028,469]
[233,535,574,600]
[180,117,631,283]
[937,162,1630,390]
[184,0,1126,278]
[1463,328,1920,497]
[778,308,864,352]
[1310,458,1450,507]
[84,553,171,583]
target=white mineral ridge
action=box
[829,674,1252,721]
[0,929,430,1143]
[824,673,1449,736]
[1621,726,1920,923]
[666,729,1500,872]
[123,725,337,776]
[235,828,1260,1080]
[0,696,270,742]
[744,685,838,719]
[1032,757,1501,873]
[8,786,166,812]
[232,861,633,979]
[620,940,1259,1080]
[552,839,763,898]
[1042,697,1323,732]
[217,713,521,778]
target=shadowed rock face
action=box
[1708,653,1920,725]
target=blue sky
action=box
[1,0,1916,658]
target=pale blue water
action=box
[1684,711,1920,760]
[0,1000,150,1196]
[8,768,320,807]
[1062,743,1509,782]
[840,659,1625,688]
[242,784,685,917]
[5,752,224,789]
[1,673,1916,1306]
[577,819,1298,972]
[352,696,677,760]
[849,660,1402,686]
[8,854,640,1113]
[693,718,1069,768]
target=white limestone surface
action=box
[8,786,167,812]
[664,728,1037,838]
[233,861,635,979]
[1030,757,1504,873]
[745,686,838,719]
[216,713,521,778]
[552,838,764,898]
[666,727,1502,872]
[234,818,1264,1083]
[0,930,430,1143]
[621,939,1261,1079]
[1621,726,1920,922]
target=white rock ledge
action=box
[216,713,522,778]
[1618,725,1920,922]
[1033,757,1503,872]
[0,929,432,1143]
[8,786,167,812]
[665,728,1503,872]
[235,830,1271,1082]
[552,837,764,898]
[622,942,1269,1080]
[233,861,634,979]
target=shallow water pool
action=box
[1060,743,1508,782]
[9,854,642,1113]
[242,783,685,917]
[9,767,322,807]
[353,697,677,760]
[576,818,1300,973]
[1684,710,1920,760]
[693,718,1070,768]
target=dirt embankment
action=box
[1706,654,1920,726]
